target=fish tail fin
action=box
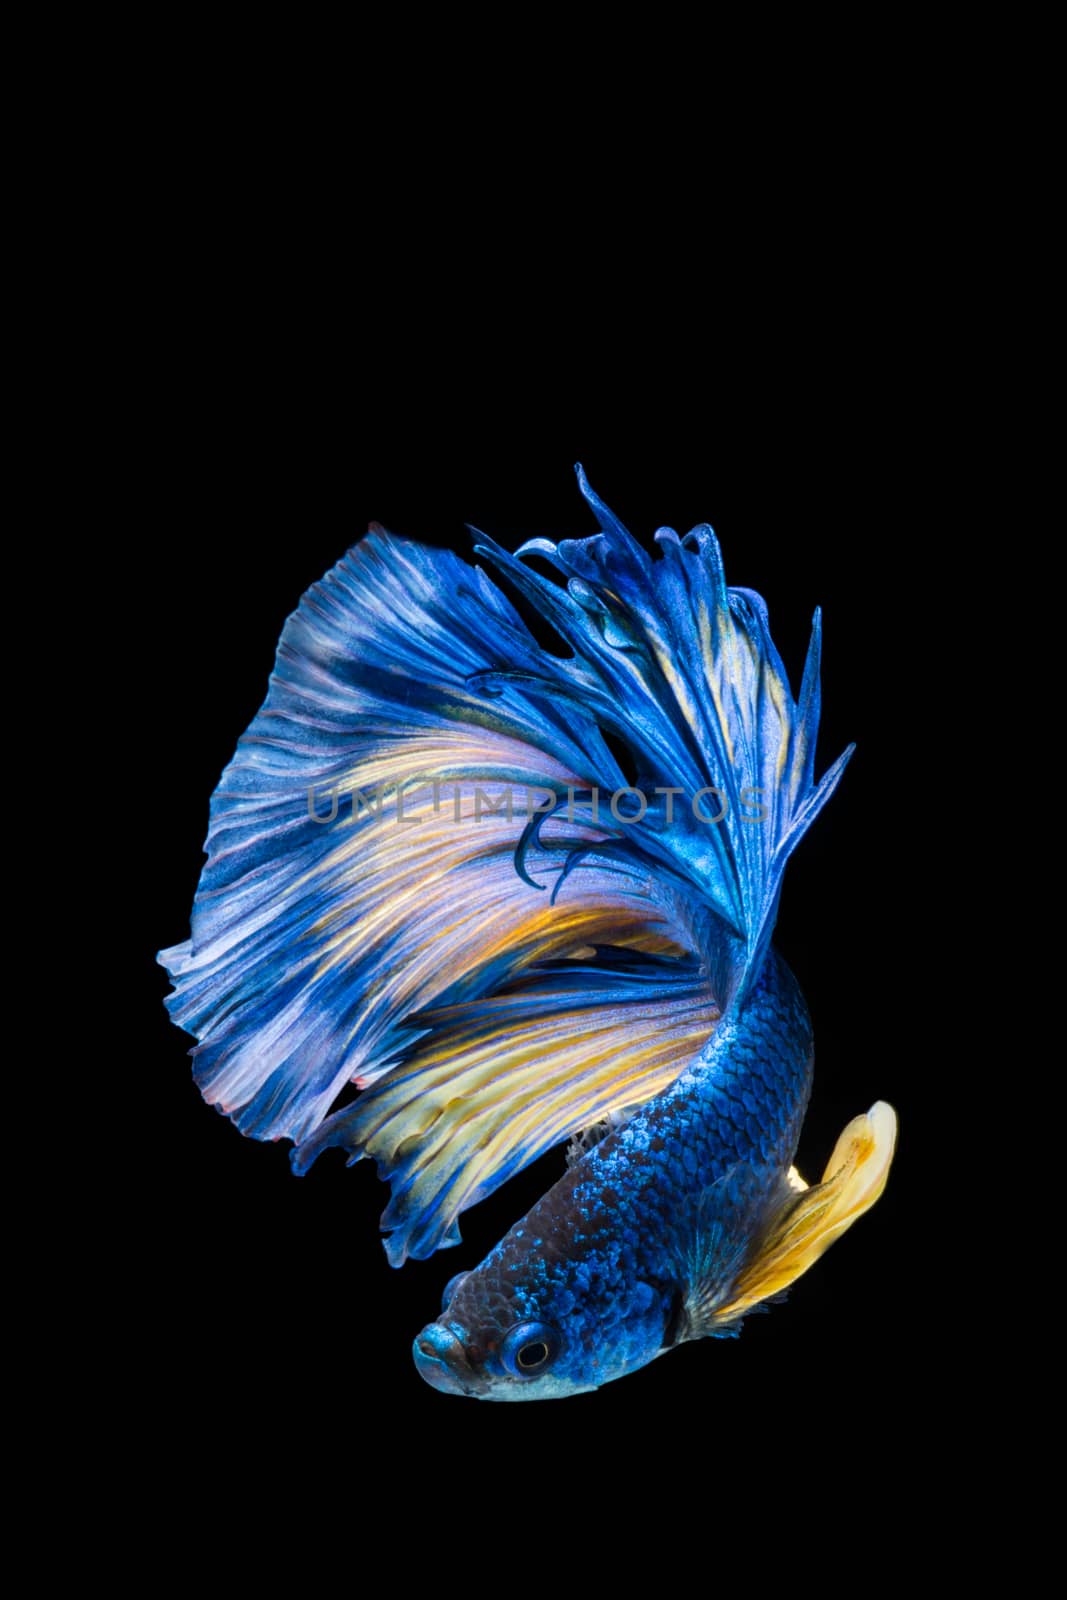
[159,468,855,1261]
[473,464,854,1005]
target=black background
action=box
[135,354,929,1482]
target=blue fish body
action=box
[417,950,813,1398]
[160,466,895,1400]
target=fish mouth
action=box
[413,1323,490,1397]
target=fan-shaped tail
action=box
[160,470,851,1260]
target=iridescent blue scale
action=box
[161,466,895,1400]
[436,953,811,1396]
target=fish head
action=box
[413,1220,679,1401]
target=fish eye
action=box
[501,1321,561,1379]
[441,1271,469,1311]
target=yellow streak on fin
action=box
[713,1101,897,1325]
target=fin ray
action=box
[160,471,856,1263]
[691,1102,898,1330]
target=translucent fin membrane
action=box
[161,470,852,1260]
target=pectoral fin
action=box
[699,1101,897,1331]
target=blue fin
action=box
[296,948,720,1263]
[160,472,850,1260]
[471,465,853,1002]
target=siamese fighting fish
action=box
[159,467,895,1400]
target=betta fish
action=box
[159,466,895,1400]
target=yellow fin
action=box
[711,1101,897,1325]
